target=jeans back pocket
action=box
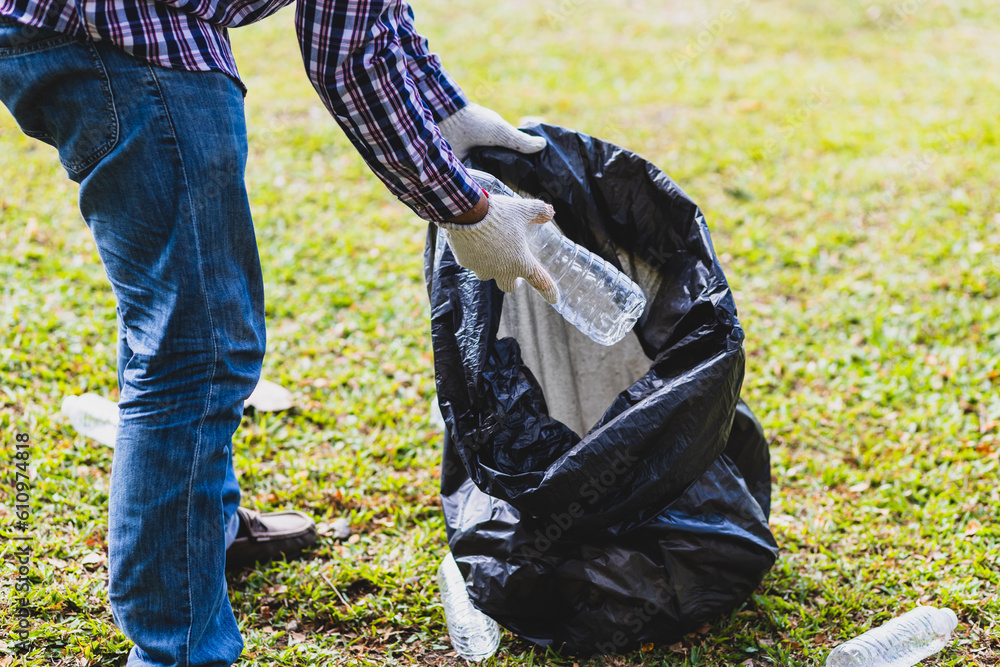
[0,19,119,180]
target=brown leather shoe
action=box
[225,507,317,570]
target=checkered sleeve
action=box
[294,0,481,223]
[154,0,295,27]
[395,3,468,123]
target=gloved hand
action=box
[440,193,560,304]
[438,103,547,160]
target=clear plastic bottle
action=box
[244,377,293,413]
[61,393,119,447]
[469,169,647,346]
[60,377,290,447]
[437,552,501,662]
[825,606,958,667]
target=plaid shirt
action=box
[0,0,481,221]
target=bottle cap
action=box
[941,607,958,631]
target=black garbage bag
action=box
[425,123,778,653]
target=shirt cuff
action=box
[399,160,483,223]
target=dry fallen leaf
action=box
[79,552,105,569]
[331,517,352,539]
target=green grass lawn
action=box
[2,0,998,664]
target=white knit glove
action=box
[440,194,560,304]
[438,103,547,160]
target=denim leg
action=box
[93,52,262,667]
[0,23,263,667]
[119,305,241,551]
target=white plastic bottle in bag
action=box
[469,169,647,346]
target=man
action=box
[0,0,558,663]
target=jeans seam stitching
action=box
[146,62,219,667]
[0,35,76,56]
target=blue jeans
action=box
[0,17,263,667]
